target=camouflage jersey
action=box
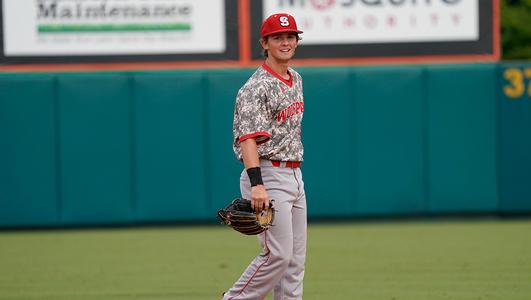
[233,63,304,162]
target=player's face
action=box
[262,32,298,63]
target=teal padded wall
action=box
[353,67,426,215]
[299,67,354,217]
[133,72,208,222]
[426,65,498,213]
[206,69,254,217]
[0,76,58,226]
[0,62,530,228]
[58,74,134,225]
[498,63,531,212]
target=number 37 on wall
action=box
[503,67,531,99]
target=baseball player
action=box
[221,13,307,300]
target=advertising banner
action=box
[0,0,498,67]
[263,0,478,44]
[251,0,496,60]
[0,0,238,63]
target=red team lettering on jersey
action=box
[277,101,304,123]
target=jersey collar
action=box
[262,63,293,88]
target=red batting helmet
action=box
[261,13,303,38]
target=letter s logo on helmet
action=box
[279,16,290,27]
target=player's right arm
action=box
[240,138,270,212]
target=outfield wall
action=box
[1,62,530,227]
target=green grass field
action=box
[1,220,530,300]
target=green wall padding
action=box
[206,70,254,216]
[0,76,58,226]
[58,74,134,225]
[300,67,354,217]
[426,65,498,213]
[0,62,529,228]
[498,63,531,212]
[133,72,208,221]
[353,67,426,215]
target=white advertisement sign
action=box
[263,0,479,45]
[3,0,226,56]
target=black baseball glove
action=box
[217,198,274,235]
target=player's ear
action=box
[260,37,269,50]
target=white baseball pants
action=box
[223,159,307,300]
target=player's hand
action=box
[250,185,270,212]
